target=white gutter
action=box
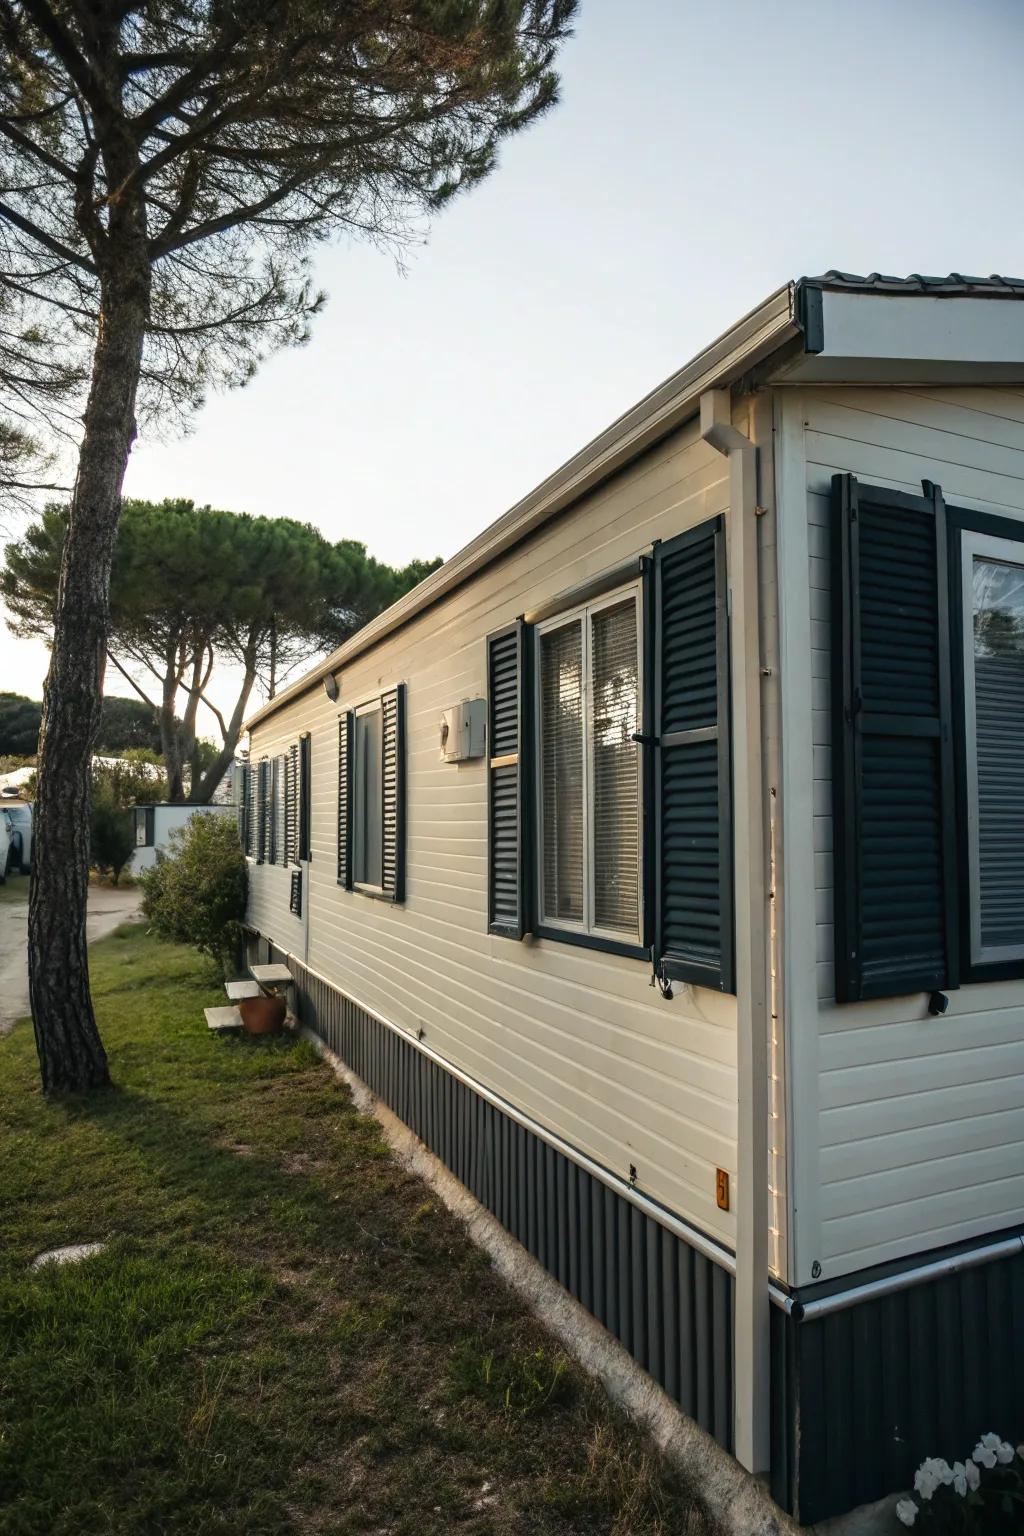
[700,389,770,1476]
[246,283,800,731]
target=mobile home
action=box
[241,271,1024,1523]
[131,801,236,871]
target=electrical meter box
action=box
[439,698,486,763]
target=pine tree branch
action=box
[15,0,109,112]
[0,117,78,183]
[0,199,96,273]
[106,650,159,711]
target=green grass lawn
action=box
[0,927,707,1536]
[0,872,29,902]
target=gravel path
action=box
[0,884,143,1034]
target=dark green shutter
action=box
[289,869,302,916]
[269,756,281,864]
[246,763,257,859]
[832,474,959,1001]
[298,734,311,862]
[487,621,529,939]
[235,762,248,849]
[381,684,406,902]
[337,714,352,888]
[285,742,298,864]
[652,518,733,992]
[257,759,269,864]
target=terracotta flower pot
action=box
[238,992,286,1036]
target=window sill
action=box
[352,883,401,905]
[532,923,647,962]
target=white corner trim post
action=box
[700,388,771,1475]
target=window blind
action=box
[591,598,640,933]
[969,553,1024,957]
[540,620,584,923]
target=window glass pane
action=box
[353,709,383,887]
[972,556,1024,952]
[540,620,584,923]
[591,599,639,933]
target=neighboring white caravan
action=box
[130,802,237,871]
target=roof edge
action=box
[245,280,799,732]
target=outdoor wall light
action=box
[322,674,340,702]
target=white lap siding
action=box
[778,385,1024,1286]
[247,416,756,1254]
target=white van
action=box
[3,801,32,872]
[0,810,15,883]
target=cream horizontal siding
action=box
[785,384,1024,1282]
[248,417,745,1250]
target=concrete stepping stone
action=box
[205,1005,242,1031]
[31,1242,105,1269]
[225,980,261,1000]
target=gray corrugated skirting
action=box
[249,935,735,1452]
[774,1246,1024,1523]
[247,933,1023,1526]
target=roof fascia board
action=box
[773,290,1024,383]
[247,282,799,730]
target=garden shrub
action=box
[90,781,136,886]
[141,813,247,972]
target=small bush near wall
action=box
[90,782,135,886]
[141,814,247,973]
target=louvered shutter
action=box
[298,734,311,861]
[289,868,302,916]
[381,684,406,902]
[245,762,257,858]
[257,759,270,864]
[487,622,529,937]
[652,518,734,991]
[832,474,958,1001]
[269,756,281,863]
[284,742,299,864]
[337,713,352,887]
[236,762,248,850]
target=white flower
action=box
[965,1460,981,1492]
[895,1498,918,1527]
[914,1458,953,1500]
[973,1442,997,1469]
[952,1461,968,1497]
[996,1440,1014,1465]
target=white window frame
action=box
[351,696,385,896]
[961,528,1024,964]
[533,579,644,945]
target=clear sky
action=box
[4,0,1023,727]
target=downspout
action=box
[700,388,770,1476]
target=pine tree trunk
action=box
[29,246,150,1094]
[161,664,185,802]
